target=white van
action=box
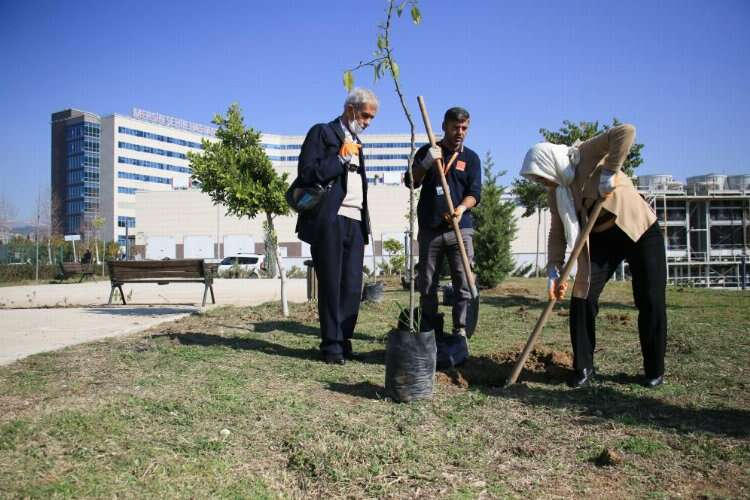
[217,253,265,278]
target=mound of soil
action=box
[436,345,573,388]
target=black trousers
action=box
[570,221,667,378]
[310,215,365,356]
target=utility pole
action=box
[35,191,40,282]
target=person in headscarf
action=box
[520,124,667,388]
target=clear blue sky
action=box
[1,0,749,223]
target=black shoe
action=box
[643,375,664,388]
[342,340,356,360]
[323,353,346,365]
[568,367,595,388]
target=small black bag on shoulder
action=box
[285,177,334,213]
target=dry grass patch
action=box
[1,279,748,498]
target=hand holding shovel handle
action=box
[417,96,478,300]
[504,198,606,386]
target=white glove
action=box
[419,145,442,170]
[599,170,617,197]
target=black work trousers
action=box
[310,215,365,356]
[569,221,667,378]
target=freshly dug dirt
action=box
[604,313,632,326]
[595,448,624,467]
[436,345,573,388]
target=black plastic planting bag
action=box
[385,329,437,403]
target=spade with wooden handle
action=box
[416,96,478,301]
[504,198,606,386]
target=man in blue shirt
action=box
[405,107,481,336]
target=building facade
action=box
[52,108,427,247]
[51,110,102,236]
[637,174,750,287]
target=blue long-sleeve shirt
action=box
[405,142,481,230]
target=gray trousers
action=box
[417,227,474,333]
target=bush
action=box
[512,262,535,277]
[0,263,107,283]
[286,266,306,279]
[473,153,517,288]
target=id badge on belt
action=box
[436,186,444,197]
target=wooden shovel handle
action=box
[417,96,478,299]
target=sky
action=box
[1,0,749,223]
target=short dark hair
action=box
[444,107,470,123]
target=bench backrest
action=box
[61,262,85,273]
[107,259,210,282]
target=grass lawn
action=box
[1,278,748,498]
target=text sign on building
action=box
[131,108,217,137]
[64,234,81,242]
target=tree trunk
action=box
[47,238,52,264]
[266,212,289,317]
[534,207,541,277]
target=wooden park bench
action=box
[57,262,96,283]
[106,259,217,306]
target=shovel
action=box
[504,198,606,386]
[417,96,479,337]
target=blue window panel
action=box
[117,156,191,174]
[118,187,137,195]
[266,155,300,162]
[118,141,188,160]
[117,171,172,185]
[364,166,407,172]
[261,143,303,150]
[117,216,136,228]
[118,126,204,149]
[363,154,410,160]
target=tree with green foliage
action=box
[383,238,405,276]
[512,177,548,277]
[473,152,517,288]
[539,118,644,177]
[513,118,646,276]
[344,0,422,331]
[188,103,291,316]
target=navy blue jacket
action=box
[405,143,481,230]
[295,118,370,245]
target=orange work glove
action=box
[547,267,569,300]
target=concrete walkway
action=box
[0,278,306,309]
[0,279,307,366]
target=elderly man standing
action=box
[405,107,481,338]
[295,88,378,365]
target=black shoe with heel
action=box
[568,367,595,388]
[643,375,664,388]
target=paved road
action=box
[0,279,307,366]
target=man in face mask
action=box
[295,88,379,365]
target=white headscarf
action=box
[520,143,580,251]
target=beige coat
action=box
[547,124,657,298]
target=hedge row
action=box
[0,264,107,283]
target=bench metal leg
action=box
[118,285,126,305]
[108,286,115,305]
[202,284,209,307]
[78,273,85,283]
[210,284,216,304]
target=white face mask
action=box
[348,117,365,135]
